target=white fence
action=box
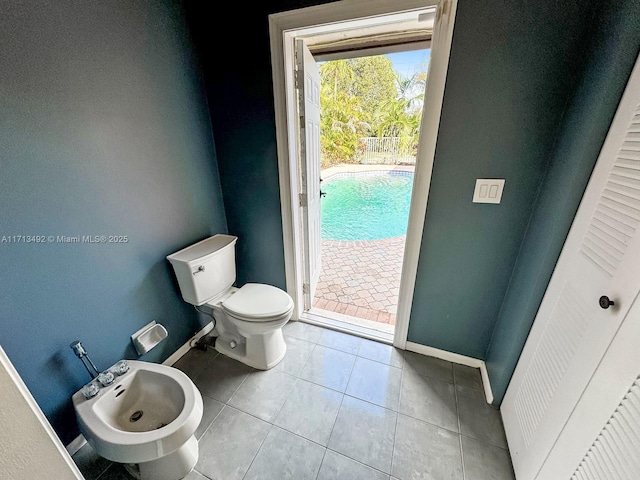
[357,137,416,165]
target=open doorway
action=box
[269,0,458,347]
[309,49,430,337]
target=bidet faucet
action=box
[70,340,101,380]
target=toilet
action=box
[167,234,293,370]
[72,360,203,480]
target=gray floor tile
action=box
[196,395,225,439]
[72,330,508,480]
[172,346,218,380]
[300,345,357,392]
[275,335,316,377]
[399,369,458,432]
[357,339,404,368]
[95,464,134,480]
[228,368,297,422]
[328,395,397,474]
[244,427,325,480]
[346,357,402,410]
[403,351,454,383]
[318,450,390,480]
[283,320,325,343]
[453,364,483,391]
[196,406,270,480]
[457,386,507,449]
[193,353,253,403]
[392,414,463,480]
[185,470,209,480]
[461,436,515,480]
[274,379,343,445]
[318,328,363,354]
[71,442,111,480]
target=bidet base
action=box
[127,435,199,480]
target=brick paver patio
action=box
[312,235,405,326]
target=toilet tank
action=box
[166,234,237,306]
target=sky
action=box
[386,49,431,79]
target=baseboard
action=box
[162,321,214,366]
[66,435,87,456]
[66,322,214,455]
[479,363,494,404]
[405,341,494,404]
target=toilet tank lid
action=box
[166,235,237,265]
[223,283,293,319]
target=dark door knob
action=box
[599,296,615,309]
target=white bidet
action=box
[72,360,203,480]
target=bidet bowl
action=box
[72,360,203,464]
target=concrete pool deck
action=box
[312,164,414,332]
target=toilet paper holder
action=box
[131,321,168,355]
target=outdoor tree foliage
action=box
[350,56,397,134]
[319,54,427,167]
[319,60,368,165]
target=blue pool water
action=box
[321,172,413,241]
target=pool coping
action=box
[322,164,415,181]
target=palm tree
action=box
[395,72,426,113]
[320,60,355,101]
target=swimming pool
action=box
[321,171,413,241]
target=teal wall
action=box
[2,0,637,448]
[405,0,596,357]
[184,0,332,289]
[187,0,631,368]
[485,0,640,405]
[0,1,227,444]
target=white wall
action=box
[0,346,83,479]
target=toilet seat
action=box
[222,283,293,322]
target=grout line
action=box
[302,336,403,370]
[223,404,274,427]
[325,385,347,457]
[193,469,213,480]
[196,394,226,441]
[194,469,214,480]
[389,367,405,478]
[324,446,393,477]
[314,444,329,480]
[458,432,510,451]
[396,413,462,437]
[270,376,299,425]
[455,382,466,480]
[93,464,113,480]
[240,423,273,480]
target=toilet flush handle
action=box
[193,266,205,275]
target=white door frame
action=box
[268,0,458,348]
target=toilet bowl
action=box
[208,283,293,369]
[167,235,294,370]
[72,360,203,480]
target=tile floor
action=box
[73,321,515,480]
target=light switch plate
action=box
[473,179,505,204]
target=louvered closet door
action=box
[537,289,640,479]
[572,378,640,480]
[502,53,640,480]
